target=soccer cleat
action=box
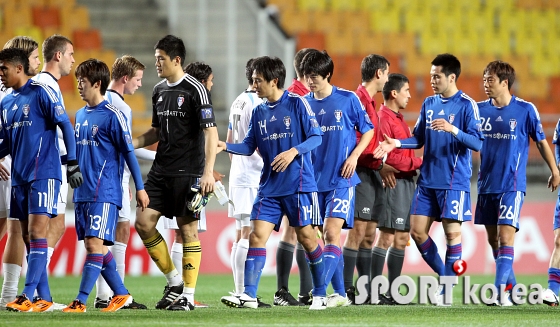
[543,288,559,306]
[309,296,327,310]
[326,293,351,308]
[274,287,305,306]
[167,295,195,311]
[62,300,87,313]
[101,294,133,312]
[345,286,356,305]
[6,295,33,312]
[434,285,451,307]
[156,282,184,309]
[123,299,148,309]
[257,296,271,308]
[378,293,396,306]
[298,292,313,305]
[221,293,258,309]
[94,297,110,309]
[32,298,54,312]
[51,302,67,311]
[193,300,209,308]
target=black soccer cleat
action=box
[155,282,184,309]
[274,287,305,306]
[167,295,194,311]
[94,297,110,309]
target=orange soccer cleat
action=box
[101,294,132,312]
[62,300,86,313]
[32,298,54,312]
[6,295,33,312]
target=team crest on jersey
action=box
[509,119,517,132]
[201,108,213,119]
[177,95,185,108]
[92,125,99,137]
[334,110,342,122]
[283,116,291,129]
[448,114,455,124]
[55,105,65,116]
[22,104,29,117]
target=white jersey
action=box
[228,89,263,188]
[32,72,67,157]
[105,89,132,183]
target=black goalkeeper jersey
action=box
[150,74,216,177]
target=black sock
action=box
[342,247,358,290]
[296,243,313,296]
[387,247,405,287]
[276,241,295,290]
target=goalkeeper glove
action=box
[67,160,83,188]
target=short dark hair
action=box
[299,50,334,82]
[431,53,461,80]
[361,54,390,82]
[184,61,212,83]
[42,34,73,62]
[0,48,29,75]
[382,73,409,100]
[252,56,286,89]
[483,60,515,90]
[75,59,110,95]
[154,34,186,66]
[245,58,255,85]
[293,48,316,78]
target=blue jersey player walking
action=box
[375,54,484,306]
[0,48,83,312]
[301,51,374,307]
[545,119,560,306]
[62,59,149,313]
[218,56,329,310]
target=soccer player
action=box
[132,35,218,311]
[219,56,328,310]
[93,55,151,309]
[374,53,483,306]
[475,61,560,305]
[301,50,374,307]
[275,47,317,306]
[184,61,213,92]
[61,59,148,313]
[0,48,82,312]
[225,58,265,301]
[545,119,560,306]
[342,54,394,304]
[0,36,41,309]
[371,73,422,304]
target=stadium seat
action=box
[459,75,486,101]
[330,0,359,11]
[60,5,90,33]
[355,31,385,56]
[512,31,542,56]
[72,29,102,51]
[447,30,478,57]
[279,10,310,36]
[46,0,76,7]
[308,10,341,33]
[296,0,327,11]
[58,75,75,93]
[359,0,388,11]
[125,94,148,115]
[370,9,399,33]
[384,32,416,57]
[403,9,428,33]
[3,2,33,33]
[32,6,61,30]
[296,31,326,52]
[516,74,549,99]
[498,9,526,35]
[408,75,432,100]
[479,30,511,57]
[461,54,494,76]
[402,53,435,76]
[551,0,560,10]
[418,30,446,56]
[550,77,560,102]
[339,11,369,34]
[325,30,355,55]
[13,26,43,45]
[530,53,559,78]
[266,0,296,13]
[516,0,543,10]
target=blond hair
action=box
[111,55,145,81]
[3,36,38,57]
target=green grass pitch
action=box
[0,274,557,326]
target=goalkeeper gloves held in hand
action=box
[67,160,83,188]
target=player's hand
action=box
[341,154,358,179]
[373,134,397,159]
[67,160,84,188]
[136,189,149,211]
[199,171,215,195]
[213,170,225,182]
[271,148,298,172]
[217,141,227,154]
[431,118,453,133]
[548,173,560,192]
[379,163,399,188]
[0,158,9,181]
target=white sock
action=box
[230,242,238,290]
[235,239,249,295]
[171,242,182,274]
[164,269,182,287]
[112,242,127,282]
[1,263,21,302]
[183,287,195,303]
[95,274,111,301]
[46,247,54,272]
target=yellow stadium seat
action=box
[498,9,526,34]
[46,0,76,7]
[358,0,389,11]
[528,9,554,35]
[543,31,560,58]
[384,32,416,56]
[517,0,543,9]
[325,31,355,56]
[402,53,435,76]
[60,5,90,33]
[463,9,492,34]
[512,31,542,56]
[266,0,296,13]
[418,30,447,56]
[308,10,342,33]
[337,11,369,34]
[132,116,153,138]
[516,74,549,99]
[330,0,359,11]
[355,31,385,56]
[370,8,400,33]
[530,53,559,77]
[447,30,478,57]
[297,0,327,11]
[403,8,428,33]
[3,2,33,33]
[500,54,531,81]
[279,9,310,36]
[13,26,43,44]
[461,55,494,76]
[125,94,148,115]
[479,29,511,57]
[486,0,514,11]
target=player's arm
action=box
[134,148,156,161]
[122,149,149,210]
[431,118,483,151]
[200,126,218,195]
[536,139,560,191]
[226,128,233,161]
[133,127,159,148]
[342,129,373,178]
[59,120,83,188]
[221,117,258,156]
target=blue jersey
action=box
[477,96,545,193]
[407,91,483,191]
[0,79,68,186]
[73,100,134,206]
[305,86,373,191]
[232,90,321,197]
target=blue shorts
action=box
[75,202,118,245]
[251,192,318,232]
[474,192,524,230]
[11,179,60,220]
[410,186,472,222]
[315,187,355,229]
[554,195,560,230]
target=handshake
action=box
[66,160,83,189]
[188,180,234,213]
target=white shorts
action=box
[57,164,68,213]
[119,182,131,222]
[162,208,207,232]
[228,186,258,219]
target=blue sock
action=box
[307,245,326,297]
[101,251,128,296]
[444,243,462,276]
[244,248,266,298]
[548,268,560,295]
[494,246,514,292]
[76,254,104,303]
[323,245,341,290]
[22,239,48,299]
[493,248,516,289]
[331,251,345,295]
[416,237,445,276]
[36,266,52,301]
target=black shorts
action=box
[354,166,386,221]
[144,171,199,218]
[377,177,415,231]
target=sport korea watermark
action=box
[354,260,543,306]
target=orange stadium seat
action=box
[549,77,560,102]
[551,0,560,9]
[459,75,485,101]
[32,6,61,30]
[339,11,369,34]
[60,5,90,33]
[46,0,76,7]
[325,30,355,55]
[517,0,543,9]
[297,0,327,11]
[308,10,341,33]
[516,74,549,100]
[58,75,75,93]
[125,94,148,115]
[296,31,325,51]
[408,75,432,100]
[355,31,385,56]
[384,32,416,57]
[266,0,296,13]
[72,29,102,51]
[279,10,310,36]
[330,0,359,11]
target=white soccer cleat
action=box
[434,285,451,307]
[326,293,350,308]
[221,293,258,309]
[542,288,559,307]
[309,296,327,310]
[51,301,68,311]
